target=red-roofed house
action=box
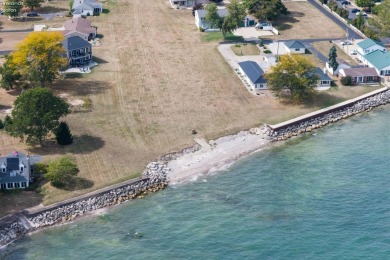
[339,67,380,84]
[63,17,97,41]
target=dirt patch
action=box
[231,43,260,56]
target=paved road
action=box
[305,42,328,63]
[0,28,33,33]
[307,0,363,40]
[0,50,12,55]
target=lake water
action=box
[2,106,390,259]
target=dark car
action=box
[341,1,351,4]
[351,8,360,13]
[26,12,38,17]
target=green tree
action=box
[243,0,288,21]
[370,0,390,36]
[45,156,79,187]
[265,54,319,103]
[3,0,22,18]
[55,121,73,145]
[355,0,375,11]
[6,88,70,145]
[0,55,22,90]
[10,32,68,87]
[23,0,44,10]
[4,115,13,132]
[0,119,4,130]
[328,45,339,71]
[33,162,48,175]
[205,3,221,29]
[68,0,74,16]
[353,13,365,29]
[340,76,352,86]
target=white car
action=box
[341,41,353,45]
[350,50,357,55]
[356,12,368,17]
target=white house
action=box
[0,151,33,190]
[315,68,332,90]
[357,38,387,62]
[255,21,273,31]
[72,0,103,17]
[363,50,390,76]
[195,8,256,31]
[238,61,267,94]
[284,40,306,54]
[325,62,351,76]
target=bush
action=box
[33,162,48,175]
[264,50,272,54]
[45,156,79,188]
[0,119,3,129]
[3,115,12,131]
[55,121,73,145]
[341,76,352,86]
[82,97,93,112]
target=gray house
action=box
[0,151,32,190]
[72,0,103,17]
[62,36,92,66]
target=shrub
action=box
[45,156,79,188]
[0,119,3,129]
[199,27,205,32]
[82,97,93,112]
[264,50,272,54]
[341,76,352,86]
[55,122,73,145]
[3,115,12,131]
[33,162,48,175]
[235,44,241,47]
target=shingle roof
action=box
[284,40,306,49]
[315,68,332,81]
[195,8,229,18]
[357,38,385,49]
[341,67,379,77]
[64,17,96,35]
[62,36,91,51]
[364,50,390,70]
[238,61,267,84]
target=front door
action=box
[357,76,363,83]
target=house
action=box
[170,0,208,8]
[357,38,387,61]
[72,0,103,17]
[194,8,256,31]
[238,61,268,93]
[315,68,332,90]
[339,67,380,84]
[62,36,93,66]
[263,54,276,66]
[63,17,97,41]
[284,40,306,54]
[325,62,351,76]
[0,151,32,190]
[363,50,390,76]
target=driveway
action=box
[233,27,274,41]
[218,44,273,71]
[307,0,363,40]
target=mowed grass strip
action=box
[231,43,260,56]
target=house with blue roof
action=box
[62,36,92,66]
[238,61,267,93]
[315,68,332,90]
[363,50,390,76]
[0,151,32,190]
[284,40,306,54]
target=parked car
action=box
[356,12,368,17]
[26,12,38,17]
[341,41,353,45]
[351,8,360,13]
[350,50,357,55]
[341,1,351,4]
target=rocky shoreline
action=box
[266,89,390,140]
[1,88,390,248]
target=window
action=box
[0,183,5,189]
[260,84,263,88]
[366,76,373,82]
[295,48,300,51]
[15,182,20,188]
[2,168,5,173]
[20,167,24,172]
[21,182,26,188]
[7,183,13,189]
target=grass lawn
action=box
[201,32,244,42]
[0,0,385,215]
[312,41,359,66]
[231,43,260,56]
[271,1,346,40]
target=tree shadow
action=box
[27,134,105,155]
[0,105,12,111]
[302,92,346,109]
[64,73,84,79]
[52,79,110,96]
[273,11,302,31]
[102,9,110,14]
[96,34,104,39]
[60,176,94,191]
[38,6,68,14]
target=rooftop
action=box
[238,61,267,84]
[315,68,332,81]
[284,40,306,49]
[62,36,92,51]
[364,50,390,70]
[357,38,385,49]
[341,67,379,77]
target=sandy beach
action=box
[167,128,272,184]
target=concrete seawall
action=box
[266,87,390,139]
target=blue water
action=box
[2,106,390,259]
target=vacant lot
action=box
[0,0,383,213]
[272,1,346,40]
[313,41,358,66]
[231,43,260,56]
